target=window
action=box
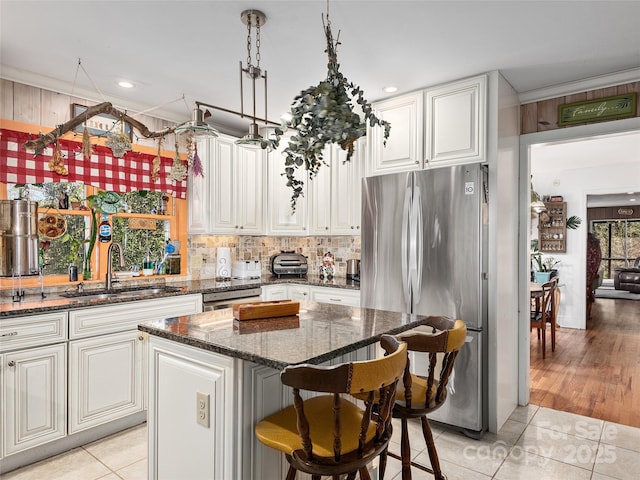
[592,219,640,279]
[3,183,182,284]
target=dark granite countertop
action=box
[138,300,422,370]
[0,275,359,317]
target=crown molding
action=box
[518,68,640,104]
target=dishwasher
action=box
[202,287,263,311]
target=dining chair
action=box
[530,278,556,358]
[255,334,408,480]
[390,316,467,480]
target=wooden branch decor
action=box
[23,101,178,154]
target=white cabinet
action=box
[188,135,264,234]
[262,284,360,307]
[425,74,486,167]
[368,91,424,176]
[261,284,289,301]
[309,286,361,307]
[67,295,202,432]
[210,135,264,235]
[266,135,308,235]
[148,336,236,480]
[68,331,145,433]
[309,143,364,235]
[2,343,67,456]
[187,138,212,233]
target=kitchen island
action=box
[139,301,429,480]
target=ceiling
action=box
[2,1,640,136]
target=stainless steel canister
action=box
[0,200,40,276]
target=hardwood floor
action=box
[529,296,640,428]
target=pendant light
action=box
[234,9,274,150]
[174,107,219,137]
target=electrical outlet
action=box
[197,392,210,428]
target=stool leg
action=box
[379,447,388,479]
[400,418,412,479]
[285,465,297,480]
[420,416,445,480]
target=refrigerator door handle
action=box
[412,185,423,300]
[401,184,412,310]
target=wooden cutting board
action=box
[232,299,300,321]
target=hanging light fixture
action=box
[530,178,547,213]
[235,9,273,149]
[174,107,219,137]
[191,8,280,149]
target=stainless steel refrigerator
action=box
[361,164,488,436]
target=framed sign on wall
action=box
[72,103,133,139]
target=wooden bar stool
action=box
[255,334,408,479]
[530,278,557,358]
[391,316,467,480]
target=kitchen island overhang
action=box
[140,301,435,479]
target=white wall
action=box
[487,72,520,432]
[532,156,640,329]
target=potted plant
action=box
[531,252,560,283]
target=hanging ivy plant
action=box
[276,13,391,210]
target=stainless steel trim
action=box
[202,287,262,304]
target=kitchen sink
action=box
[61,285,184,300]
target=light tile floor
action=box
[1,405,639,480]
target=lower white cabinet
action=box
[68,330,145,433]
[148,337,236,480]
[2,343,67,456]
[262,284,360,307]
[309,286,361,307]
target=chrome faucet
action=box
[106,242,125,291]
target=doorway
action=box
[518,116,640,406]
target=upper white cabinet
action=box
[368,91,424,176]
[188,134,264,235]
[425,75,486,167]
[309,142,364,235]
[266,135,308,235]
[210,136,264,235]
[187,138,211,234]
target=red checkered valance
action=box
[0,129,188,199]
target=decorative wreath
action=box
[37,210,67,239]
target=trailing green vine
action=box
[275,13,391,210]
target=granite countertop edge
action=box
[139,316,424,371]
[1,275,360,317]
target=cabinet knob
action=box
[138,335,144,341]
[351,226,354,229]
[415,160,420,164]
[8,361,15,367]
[240,226,244,229]
[325,227,329,230]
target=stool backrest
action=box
[279,334,407,465]
[396,316,467,410]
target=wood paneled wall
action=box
[587,205,639,223]
[0,79,180,150]
[521,81,640,134]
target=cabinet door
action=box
[309,286,361,307]
[236,146,264,234]
[68,330,144,433]
[368,91,424,176]
[266,138,308,235]
[3,344,66,456]
[261,285,288,301]
[210,135,237,234]
[148,337,236,480]
[425,75,486,167]
[331,142,363,235]
[187,138,212,233]
[288,285,311,301]
[308,148,332,235]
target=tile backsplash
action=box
[188,235,360,279]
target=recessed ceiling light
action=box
[630,198,637,202]
[118,81,134,89]
[383,86,398,93]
